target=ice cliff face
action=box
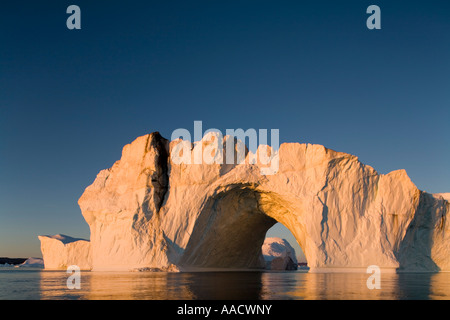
[39,132,449,271]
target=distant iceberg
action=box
[16,257,44,268]
[0,263,14,267]
[0,257,44,268]
[262,237,298,270]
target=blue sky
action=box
[1,1,449,258]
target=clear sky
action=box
[1,1,449,259]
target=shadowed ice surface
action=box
[0,269,449,300]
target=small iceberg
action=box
[15,257,44,268]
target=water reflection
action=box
[396,272,450,300]
[40,271,196,299]
[36,270,450,300]
[185,272,264,300]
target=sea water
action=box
[0,268,449,300]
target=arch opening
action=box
[179,185,307,270]
[264,223,308,270]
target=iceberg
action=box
[16,257,44,268]
[262,237,298,270]
[39,132,450,272]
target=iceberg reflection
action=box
[37,270,450,300]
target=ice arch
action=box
[179,186,302,269]
[40,132,450,272]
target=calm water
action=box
[0,268,449,300]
